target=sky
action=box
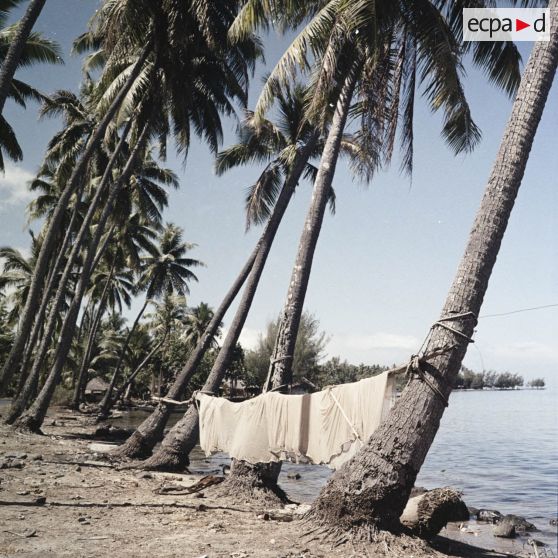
[1,0,557,385]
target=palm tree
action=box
[309,2,558,537]
[0,51,149,393]
[0,0,49,115]
[70,255,135,410]
[96,223,202,419]
[0,239,37,328]
[4,0,261,420]
[111,83,326,460]
[231,0,527,393]
[10,121,153,430]
[182,302,220,350]
[0,0,60,168]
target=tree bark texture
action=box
[266,68,359,389]
[0,43,151,394]
[310,15,558,537]
[0,0,47,114]
[139,137,318,471]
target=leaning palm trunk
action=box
[0,0,46,115]
[12,125,152,433]
[0,43,151,394]
[17,182,84,398]
[266,67,359,389]
[70,257,117,410]
[310,15,558,537]
[139,138,319,471]
[6,118,135,423]
[112,135,318,461]
[96,299,150,420]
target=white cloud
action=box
[0,163,34,208]
[219,327,262,351]
[339,332,419,352]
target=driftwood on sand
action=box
[400,487,469,539]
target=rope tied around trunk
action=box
[153,389,216,409]
[405,312,477,407]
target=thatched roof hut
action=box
[85,377,109,395]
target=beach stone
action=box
[29,454,43,461]
[400,488,469,538]
[0,458,24,469]
[499,514,537,532]
[493,522,515,538]
[5,452,27,459]
[477,509,503,523]
[137,472,152,479]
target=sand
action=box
[0,416,549,558]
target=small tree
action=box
[245,311,328,388]
[528,378,545,389]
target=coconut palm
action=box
[0,0,49,113]
[96,223,202,419]
[0,239,38,328]
[182,302,220,350]
[5,0,261,424]
[0,25,150,393]
[0,0,60,167]
[111,83,326,460]
[231,0,528,393]
[310,4,558,536]
[9,120,152,429]
[70,255,135,410]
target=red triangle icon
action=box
[516,19,530,31]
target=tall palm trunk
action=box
[0,43,151,394]
[13,124,152,433]
[0,0,46,115]
[16,180,86,397]
[310,15,558,536]
[140,135,319,471]
[266,67,359,388]
[6,118,135,423]
[70,257,117,410]
[96,299,149,419]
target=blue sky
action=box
[1,1,557,384]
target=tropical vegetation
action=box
[0,0,555,546]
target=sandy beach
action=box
[0,416,551,558]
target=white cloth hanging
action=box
[197,371,396,469]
